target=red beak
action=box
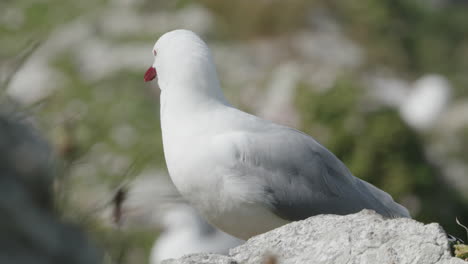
[144,66,157,82]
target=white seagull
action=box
[144,29,410,240]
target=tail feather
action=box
[358,179,411,218]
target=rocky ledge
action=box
[163,210,465,264]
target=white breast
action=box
[160,92,288,239]
[162,129,288,239]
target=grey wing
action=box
[234,127,410,221]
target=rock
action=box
[162,254,237,264]
[437,259,467,264]
[162,210,464,264]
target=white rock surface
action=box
[162,210,464,264]
[163,254,236,264]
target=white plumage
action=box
[145,29,410,240]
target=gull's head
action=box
[144,29,220,95]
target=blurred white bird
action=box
[144,29,409,240]
[371,74,452,131]
[399,74,451,131]
[150,204,244,264]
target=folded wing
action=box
[227,126,410,221]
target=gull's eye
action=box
[153,50,157,56]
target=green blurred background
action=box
[1,0,468,263]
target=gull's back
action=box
[212,106,411,220]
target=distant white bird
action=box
[399,74,451,131]
[150,204,243,264]
[144,29,410,240]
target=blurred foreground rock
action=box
[0,113,101,264]
[163,210,464,264]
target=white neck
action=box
[159,79,230,120]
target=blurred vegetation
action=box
[0,0,106,59]
[198,0,314,39]
[455,244,468,260]
[42,60,164,262]
[1,0,468,263]
[0,77,101,262]
[200,0,468,94]
[325,0,468,96]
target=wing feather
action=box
[225,126,410,221]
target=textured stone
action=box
[162,254,237,264]
[437,259,467,264]
[163,210,464,264]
